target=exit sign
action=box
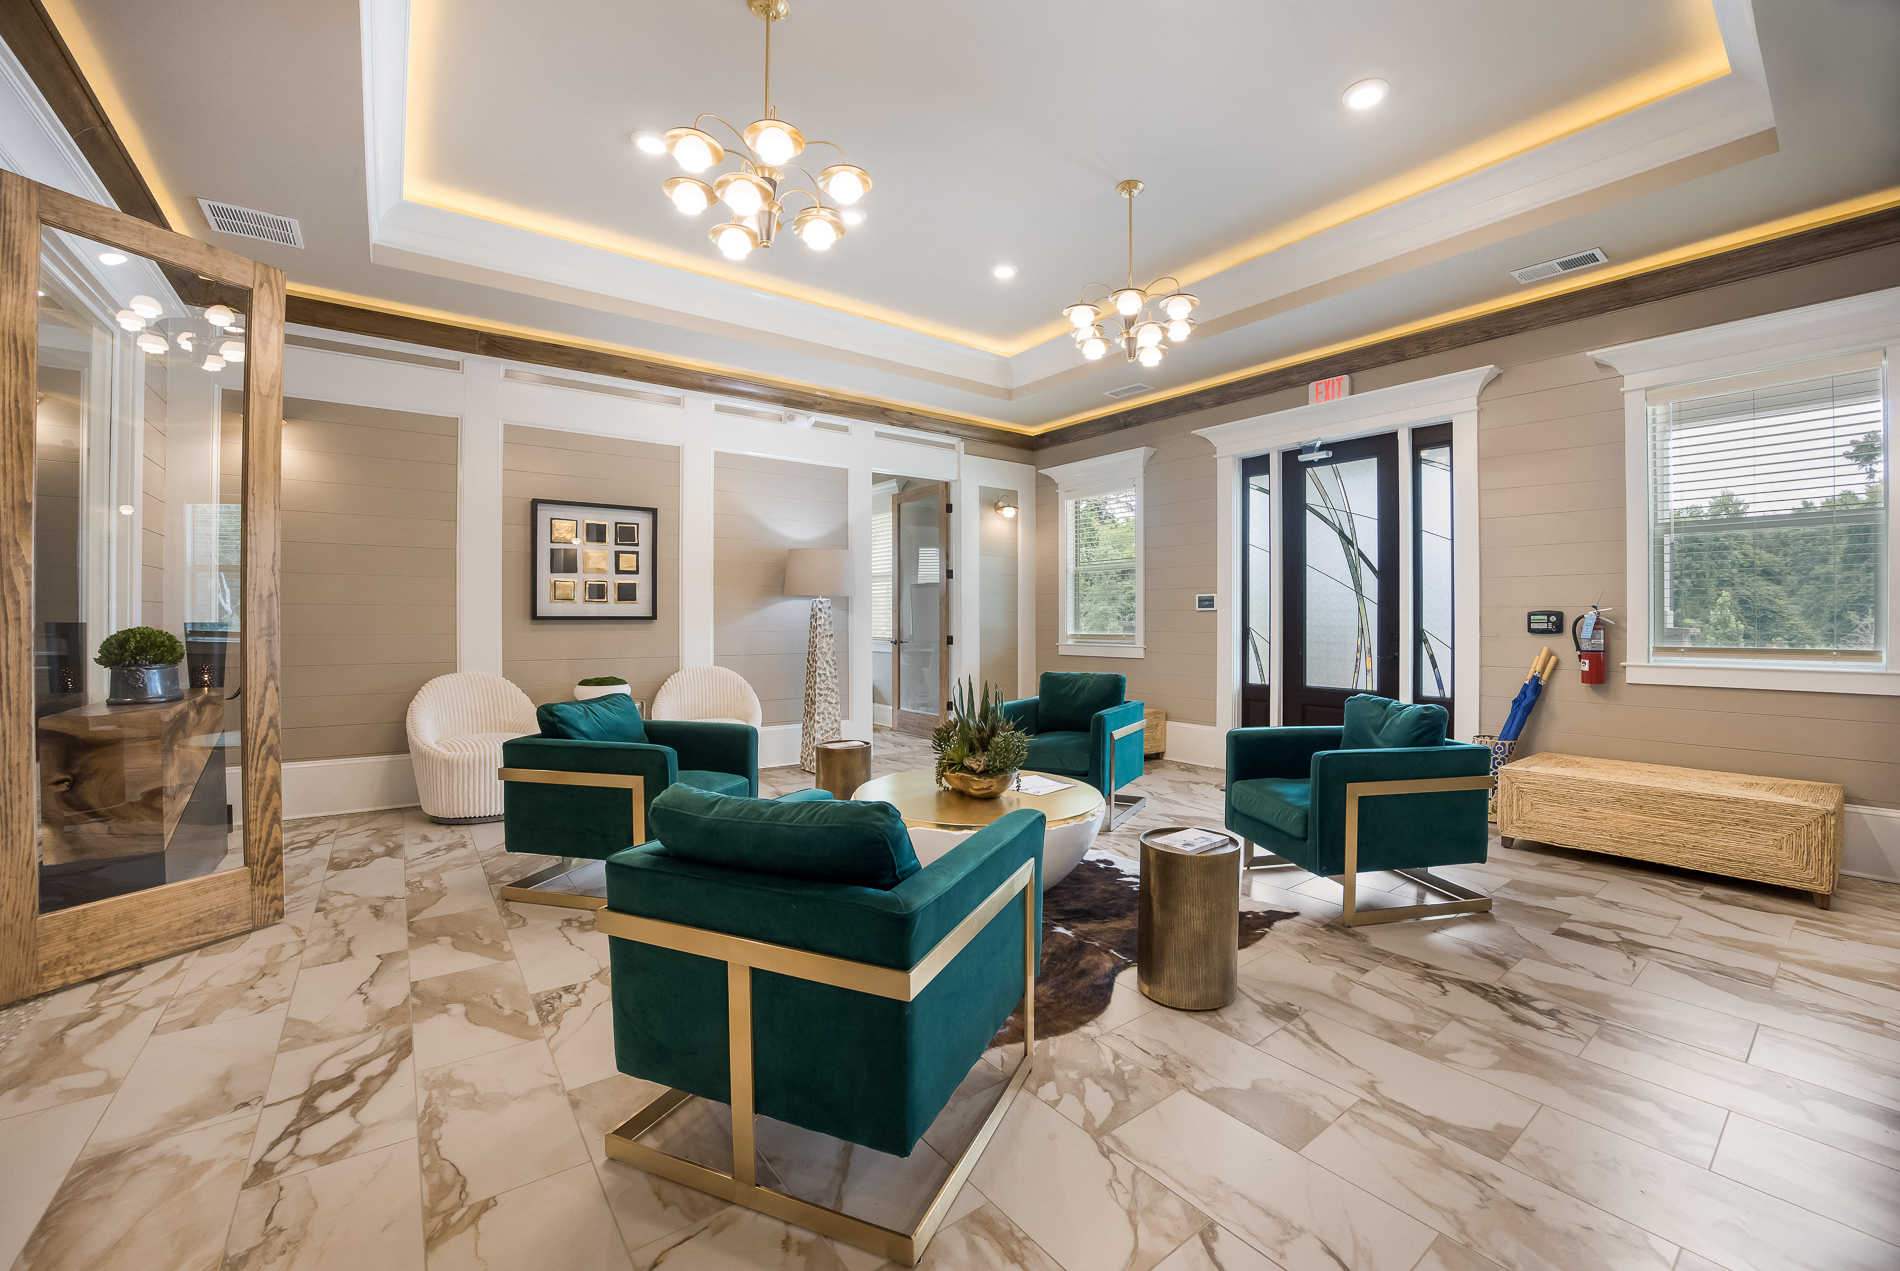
[1309,375,1351,405]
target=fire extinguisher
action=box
[1573,605,1614,685]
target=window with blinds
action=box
[1066,487,1139,641]
[1646,351,1887,662]
[870,506,893,641]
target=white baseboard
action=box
[1155,720,1224,770]
[755,720,864,771]
[872,704,892,727]
[231,753,420,824]
[1844,804,1900,883]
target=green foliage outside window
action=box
[1069,491,1137,638]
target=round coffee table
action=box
[851,769,1105,890]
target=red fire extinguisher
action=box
[1573,606,1614,685]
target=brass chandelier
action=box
[652,0,871,261]
[1062,180,1196,368]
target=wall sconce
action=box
[994,499,1018,518]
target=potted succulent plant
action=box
[95,626,186,705]
[575,675,631,702]
[931,678,1031,799]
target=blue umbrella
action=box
[1499,647,1556,743]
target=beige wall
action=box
[1035,244,1900,805]
[502,425,680,707]
[714,452,849,727]
[280,398,458,761]
[978,485,1019,699]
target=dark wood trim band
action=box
[1031,204,1900,450]
[282,295,1035,450]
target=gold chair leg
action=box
[1338,776,1494,927]
[498,857,609,910]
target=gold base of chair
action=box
[497,857,609,910]
[1107,792,1147,831]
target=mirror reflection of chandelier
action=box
[1062,180,1197,368]
[653,0,871,261]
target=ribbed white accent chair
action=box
[407,672,540,823]
[651,666,763,728]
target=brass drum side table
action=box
[814,739,872,800]
[1137,827,1241,1009]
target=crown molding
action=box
[1588,282,1900,387]
[1195,366,1499,459]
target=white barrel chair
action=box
[406,672,540,823]
[651,666,763,728]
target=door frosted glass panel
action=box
[897,494,941,715]
[34,227,246,914]
[1244,470,1270,685]
[1301,457,1381,691]
[1416,441,1453,701]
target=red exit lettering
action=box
[1308,375,1351,405]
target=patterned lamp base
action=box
[800,596,843,771]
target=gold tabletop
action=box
[851,769,1105,831]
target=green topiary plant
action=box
[94,626,185,669]
[577,675,628,686]
[931,678,1030,789]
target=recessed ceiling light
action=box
[1343,78,1389,110]
[98,251,127,265]
[841,210,864,226]
[993,264,1017,279]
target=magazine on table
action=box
[1013,773,1072,796]
[1150,828,1232,854]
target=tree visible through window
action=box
[1068,489,1138,639]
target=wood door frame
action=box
[1238,452,1273,727]
[890,481,950,736]
[0,170,285,1004]
[1278,432,1400,725]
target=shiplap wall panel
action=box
[501,425,679,708]
[978,486,1017,699]
[280,397,458,761]
[713,452,847,728]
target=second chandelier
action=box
[653,0,871,261]
[1063,180,1196,368]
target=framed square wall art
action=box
[531,498,658,621]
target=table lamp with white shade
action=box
[784,548,853,772]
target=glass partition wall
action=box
[1,172,285,1004]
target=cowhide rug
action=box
[990,853,1296,1048]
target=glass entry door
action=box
[1279,434,1399,724]
[890,482,949,736]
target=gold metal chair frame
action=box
[593,859,1039,1266]
[1241,775,1493,926]
[493,767,646,910]
[1104,718,1147,830]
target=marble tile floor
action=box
[1,730,1898,1271]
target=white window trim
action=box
[1591,285,1900,696]
[1043,447,1154,659]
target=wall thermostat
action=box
[1527,610,1564,635]
[1195,594,1217,611]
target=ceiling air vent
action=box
[713,403,786,423]
[197,198,304,248]
[1103,383,1154,400]
[1509,247,1607,285]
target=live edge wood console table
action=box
[1496,752,1844,908]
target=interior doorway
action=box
[889,480,950,736]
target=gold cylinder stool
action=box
[814,739,872,801]
[1137,827,1241,1009]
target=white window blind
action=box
[1066,486,1139,641]
[1646,351,1886,662]
[870,507,893,640]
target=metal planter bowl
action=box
[107,663,183,705]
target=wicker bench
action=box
[1496,752,1844,908]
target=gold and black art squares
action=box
[532,498,657,621]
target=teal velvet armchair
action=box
[598,785,1043,1265]
[498,693,758,907]
[1003,671,1146,828]
[1224,695,1492,926]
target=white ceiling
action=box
[42,0,1900,433]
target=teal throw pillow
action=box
[648,784,920,890]
[537,693,649,744]
[1037,671,1125,733]
[1340,694,1447,751]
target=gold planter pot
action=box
[942,770,1016,799]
